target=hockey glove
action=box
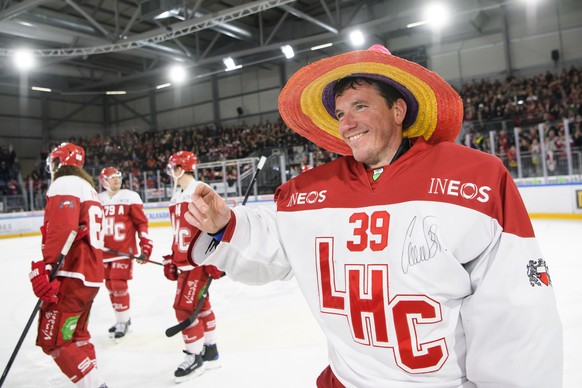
[163,255,178,281]
[139,233,154,263]
[203,265,225,279]
[29,260,60,303]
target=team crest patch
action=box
[59,200,75,208]
[527,258,552,287]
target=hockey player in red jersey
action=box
[30,142,108,387]
[163,151,222,383]
[98,167,153,340]
[185,45,563,387]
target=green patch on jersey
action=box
[61,315,80,340]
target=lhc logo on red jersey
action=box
[527,258,552,287]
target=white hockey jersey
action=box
[192,138,563,387]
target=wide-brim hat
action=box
[278,45,463,155]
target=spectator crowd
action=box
[462,65,582,176]
[461,65,581,127]
[9,63,582,209]
[0,144,20,196]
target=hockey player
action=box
[163,151,222,383]
[185,45,563,387]
[30,142,107,387]
[98,167,153,340]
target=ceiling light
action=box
[106,91,127,95]
[311,43,333,51]
[349,30,365,46]
[154,9,181,20]
[407,21,428,28]
[12,49,35,72]
[156,83,171,90]
[281,45,294,59]
[168,64,186,83]
[423,2,450,29]
[223,57,236,69]
[141,0,182,20]
[31,86,51,93]
[223,57,241,71]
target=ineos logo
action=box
[286,190,327,207]
[428,178,491,203]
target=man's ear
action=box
[393,98,407,126]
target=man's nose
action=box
[339,113,357,133]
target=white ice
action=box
[0,220,580,387]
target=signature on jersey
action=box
[401,216,441,274]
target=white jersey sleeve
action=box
[194,206,293,285]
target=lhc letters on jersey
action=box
[316,236,447,374]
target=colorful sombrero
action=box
[278,45,464,155]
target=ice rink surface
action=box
[0,219,580,387]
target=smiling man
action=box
[185,45,563,388]
[334,78,406,168]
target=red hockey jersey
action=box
[98,189,148,261]
[169,179,204,271]
[43,175,104,287]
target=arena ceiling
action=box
[0,0,567,95]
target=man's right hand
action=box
[185,183,231,234]
[29,260,60,303]
[162,255,178,281]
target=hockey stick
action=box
[103,247,163,266]
[0,230,78,387]
[240,155,267,206]
[165,156,267,338]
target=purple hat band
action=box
[321,73,419,129]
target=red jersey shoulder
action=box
[276,141,532,235]
[276,141,509,215]
[424,141,506,174]
[275,157,352,209]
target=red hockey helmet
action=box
[46,142,85,175]
[167,151,198,176]
[99,167,122,189]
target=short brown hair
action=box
[333,77,404,109]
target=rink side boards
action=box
[0,195,276,239]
